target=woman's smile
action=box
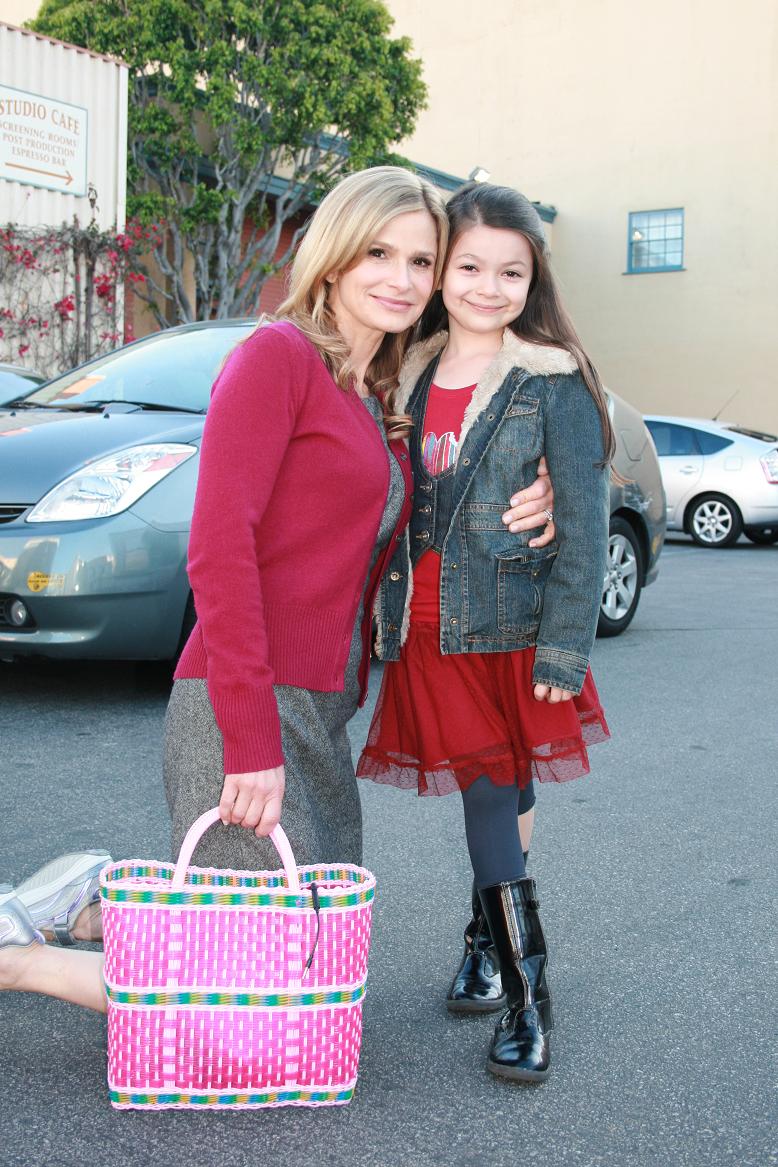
[371,294,415,310]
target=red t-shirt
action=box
[411,383,475,623]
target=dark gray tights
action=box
[461,776,535,890]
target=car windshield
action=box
[17,324,253,412]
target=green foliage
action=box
[31,0,427,322]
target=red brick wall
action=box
[257,215,302,313]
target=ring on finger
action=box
[543,508,554,522]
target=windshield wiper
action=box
[57,399,205,414]
[4,399,50,410]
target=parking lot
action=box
[0,536,775,1167]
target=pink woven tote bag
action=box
[100,808,376,1110]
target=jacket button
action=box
[421,482,432,492]
[487,413,495,420]
[388,623,397,632]
[462,458,470,466]
[450,617,458,626]
[419,504,431,514]
[417,531,430,541]
[451,563,458,570]
[395,534,403,542]
[389,571,401,581]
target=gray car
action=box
[644,415,778,547]
[0,321,664,661]
[599,394,665,636]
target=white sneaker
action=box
[15,851,111,945]
[0,885,45,949]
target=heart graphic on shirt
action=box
[422,430,457,475]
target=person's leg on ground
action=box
[0,891,107,1013]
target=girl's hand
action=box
[502,456,556,546]
[533,684,574,704]
[219,766,286,836]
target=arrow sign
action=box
[0,84,87,196]
[7,162,74,186]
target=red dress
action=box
[356,382,610,797]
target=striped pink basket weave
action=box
[100,808,375,1110]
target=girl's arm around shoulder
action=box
[533,370,610,694]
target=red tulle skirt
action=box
[357,621,610,796]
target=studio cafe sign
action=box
[0,85,88,197]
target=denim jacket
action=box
[374,329,610,695]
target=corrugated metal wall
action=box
[0,22,127,231]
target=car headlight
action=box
[26,443,197,522]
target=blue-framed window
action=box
[627,208,684,273]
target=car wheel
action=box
[744,527,778,545]
[687,494,743,547]
[597,517,643,638]
[175,593,197,660]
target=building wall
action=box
[387,0,778,431]
[0,1,38,25]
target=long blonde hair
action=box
[276,166,448,421]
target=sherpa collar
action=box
[395,329,578,456]
[396,329,577,412]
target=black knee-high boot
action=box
[446,881,506,1012]
[446,852,529,1013]
[478,877,553,1081]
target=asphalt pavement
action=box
[0,536,776,1167]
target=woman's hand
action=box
[219,766,286,837]
[533,684,574,704]
[502,456,556,547]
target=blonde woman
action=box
[0,166,554,1012]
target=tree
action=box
[32,0,427,324]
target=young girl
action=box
[358,182,612,1082]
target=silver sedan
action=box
[644,416,778,547]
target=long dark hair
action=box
[418,182,614,462]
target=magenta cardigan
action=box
[175,320,409,774]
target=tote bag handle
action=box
[172,807,301,893]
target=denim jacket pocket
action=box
[498,394,542,457]
[505,394,540,417]
[496,546,558,635]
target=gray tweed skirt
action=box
[163,676,364,872]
